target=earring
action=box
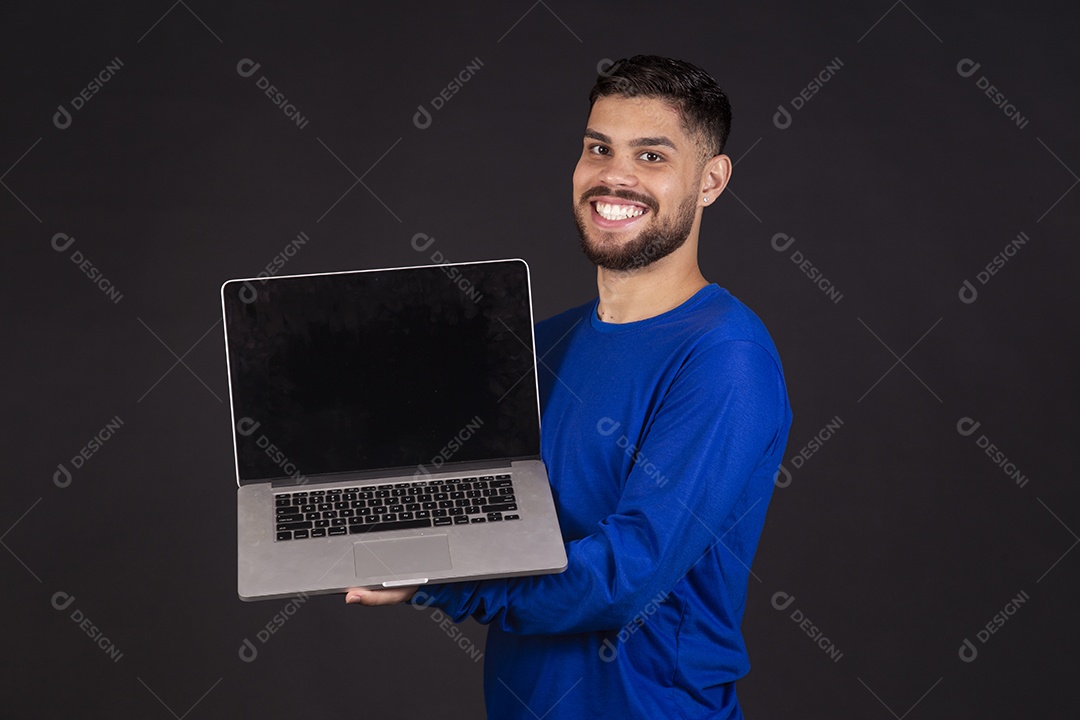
[703,196,709,203]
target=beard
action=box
[573,187,697,272]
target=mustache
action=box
[579,186,659,214]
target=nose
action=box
[598,152,638,188]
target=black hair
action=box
[590,55,733,159]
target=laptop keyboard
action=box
[273,474,520,541]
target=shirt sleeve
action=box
[419,339,789,635]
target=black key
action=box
[328,526,347,536]
[438,500,453,509]
[310,490,326,496]
[331,519,347,526]
[454,516,470,525]
[498,487,514,495]
[345,487,359,492]
[293,491,309,497]
[324,510,338,519]
[475,481,489,489]
[388,505,405,513]
[377,484,393,490]
[482,503,517,514]
[305,512,322,520]
[350,518,433,535]
[460,483,472,490]
[364,515,380,524]
[433,509,448,517]
[391,488,408,497]
[301,504,316,513]
[472,498,486,506]
[505,514,520,521]
[495,474,510,480]
[465,506,480,514]
[455,499,471,507]
[480,476,494,481]
[335,501,350,509]
[448,508,464,516]
[315,520,330,528]
[407,487,421,496]
[482,488,499,497]
[413,481,428,487]
[276,506,299,516]
[416,510,431,519]
[471,517,487,523]
[466,490,481,498]
[422,501,437,510]
[342,493,357,501]
[487,513,503,522]
[400,512,415,520]
[450,491,465,500]
[275,497,292,507]
[434,518,453,527]
[317,502,333,511]
[380,513,398,522]
[434,493,449,501]
[375,490,390,498]
[359,491,374,499]
[419,494,433,502]
[357,508,371,516]
[406,503,421,511]
[311,528,327,537]
[292,497,306,506]
[294,529,310,539]
[276,520,313,531]
[341,509,355,518]
[277,531,292,541]
[351,500,366,508]
[328,488,343,495]
[349,517,364,525]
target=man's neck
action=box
[595,257,709,324]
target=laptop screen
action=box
[222,260,541,484]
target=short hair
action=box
[589,55,733,160]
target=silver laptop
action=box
[221,259,567,601]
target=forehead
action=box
[585,95,692,146]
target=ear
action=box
[699,154,732,208]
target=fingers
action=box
[344,586,419,606]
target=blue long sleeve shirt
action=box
[424,284,792,719]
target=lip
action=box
[588,196,650,229]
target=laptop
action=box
[221,258,567,601]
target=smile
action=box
[593,201,647,221]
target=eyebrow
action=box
[584,128,678,151]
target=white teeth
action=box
[595,202,646,221]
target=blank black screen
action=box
[223,260,540,483]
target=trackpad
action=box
[354,534,452,578]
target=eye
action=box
[639,151,664,162]
[588,144,610,156]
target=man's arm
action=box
[349,339,789,633]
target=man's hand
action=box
[344,585,419,606]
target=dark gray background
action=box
[3,1,1077,717]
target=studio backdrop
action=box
[2,1,1077,717]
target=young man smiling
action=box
[347,56,792,719]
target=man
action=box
[347,55,792,719]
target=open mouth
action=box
[593,201,647,221]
